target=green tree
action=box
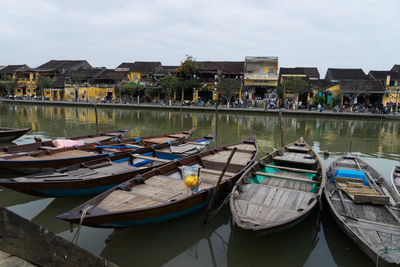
[175,55,198,79]
[281,76,309,96]
[175,55,199,101]
[144,84,158,102]
[159,74,179,105]
[0,75,17,96]
[217,79,241,108]
[36,75,54,97]
[119,81,143,97]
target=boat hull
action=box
[0,128,31,142]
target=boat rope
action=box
[376,246,400,267]
[208,192,235,219]
[71,206,91,244]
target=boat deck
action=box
[233,183,315,226]
[326,155,400,265]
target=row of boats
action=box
[0,128,399,266]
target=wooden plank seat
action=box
[202,150,253,166]
[132,154,171,163]
[286,145,310,153]
[273,152,316,165]
[261,164,317,174]
[226,143,256,151]
[142,137,176,144]
[255,171,320,185]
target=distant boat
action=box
[0,132,215,197]
[230,137,326,234]
[0,128,131,154]
[0,127,31,142]
[324,153,400,267]
[0,128,196,173]
[57,137,258,228]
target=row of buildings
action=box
[0,57,399,107]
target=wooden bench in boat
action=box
[226,143,256,152]
[261,164,317,174]
[255,171,320,185]
[273,152,316,165]
[286,145,310,153]
[133,154,171,163]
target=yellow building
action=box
[63,68,122,101]
[116,62,161,83]
[383,72,400,104]
[243,57,278,104]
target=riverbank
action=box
[1,99,400,120]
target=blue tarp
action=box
[334,169,369,186]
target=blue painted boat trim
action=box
[35,183,120,197]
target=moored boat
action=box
[0,133,214,197]
[0,127,31,142]
[230,137,325,234]
[324,153,400,267]
[0,128,196,173]
[0,128,131,154]
[391,166,400,201]
[57,137,258,228]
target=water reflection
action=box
[1,103,399,266]
[31,196,91,234]
[321,203,374,267]
[101,207,231,267]
[228,210,320,267]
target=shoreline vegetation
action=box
[2,99,400,120]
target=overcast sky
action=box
[1,0,399,75]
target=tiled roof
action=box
[368,71,390,80]
[36,60,91,72]
[339,80,385,93]
[196,61,244,74]
[116,62,161,73]
[325,68,367,81]
[0,65,30,75]
[67,68,106,82]
[391,64,400,72]
[93,69,127,81]
[280,67,319,79]
[309,79,335,90]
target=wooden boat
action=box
[0,128,131,154]
[228,210,320,267]
[0,128,196,173]
[391,166,400,201]
[0,133,214,197]
[324,153,400,267]
[0,127,31,142]
[57,137,258,228]
[230,137,326,234]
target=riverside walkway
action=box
[1,99,400,120]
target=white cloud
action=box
[0,0,399,75]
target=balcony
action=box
[244,73,278,80]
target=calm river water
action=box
[1,103,399,267]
